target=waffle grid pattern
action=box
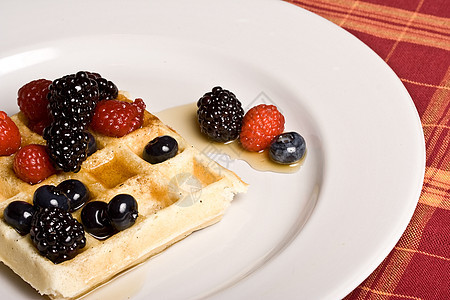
[0,95,247,299]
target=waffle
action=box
[0,94,247,299]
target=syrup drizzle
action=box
[157,103,305,174]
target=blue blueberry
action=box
[81,201,116,239]
[57,179,90,212]
[269,132,306,165]
[4,201,35,235]
[143,135,178,164]
[86,131,97,156]
[33,185,70,211]
[107,194,138,231]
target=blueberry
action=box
[33,185,70,211]
[3,201,35,235]
[57,179,90,212]
[86,131,97,156]
[107,194,138,231]
[81,201,116,239]
[143,135,178,164]
[269,132,306,165]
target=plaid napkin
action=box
[286,0,450,299]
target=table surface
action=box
[286,0,450,299]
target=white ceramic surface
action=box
[0,1,425,299]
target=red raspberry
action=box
[17,79,52,122]
[90,98,146,137]
[13,144,56,184]
[28,118,53,136]
[0,111,21,156]
[239,104,285,152]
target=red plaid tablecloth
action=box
[286,1,450,299]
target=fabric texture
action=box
[286,1,450,299]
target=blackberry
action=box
[48,71,99,128]
[86,71,119,100]
[30,207,86,264]
[197,86,244,142]
[43,118,85,140]
[44,119,89,172]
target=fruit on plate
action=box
[143,135,178,164]
[3,201,35,235]
[33,185,71,211]
[269,131,306,164]
[0,75,247,299]
[239,104,285,152]
[197,86,244,142]
[30,207,86,264]
[90,98,146,137]
[0,111,21,156]
[17,79,52,124]
[13,144,57,184]
[57,179,90,212]
[80,201,116,239]
[107,194,138,231]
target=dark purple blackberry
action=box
[48,71,99,128]
[197,86,244,142]
[30,207,86,264]
[86,71,119,100]
[43,119,89,172]
[43,118,85,140]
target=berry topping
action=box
[197,86,244,142]
[90,98,146,137]
[28,118,52,136]
[269,132,306,165]
[107,194,138,231]
[239,104,285,152]
[0,111,21,156]
[81,201,116,239]
[85,72,119,100]
[33,185,70,211]
[143,135,178,164]
[43,119,89,173]
[86,131,97,156]
[3,201,35,235]
[45,71,101,172]
[30,207,86,264]
[48,71,99,127]
[57,179,90,212]
[17,79,52,122]
[13,144,56,184]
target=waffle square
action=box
[0,95,247,299]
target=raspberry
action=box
[239,104,285,152]
[197,86,244,142]
[90,98,146,137]
[0,111,21,156]
[13,144,56,184]
[28,118,52,136]
[17,79,52,122]
[30,207,86,264]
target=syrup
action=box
[157,103,305,174]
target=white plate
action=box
[0,0,425,299]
